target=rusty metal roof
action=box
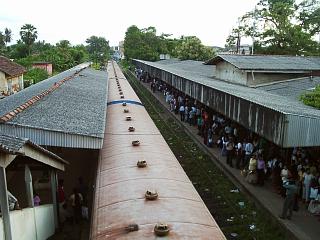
[90,61,226,239]
[0,56,26,77]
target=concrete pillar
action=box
[24,165,34,207]
[0,167,12,240]
[50,170,58,229]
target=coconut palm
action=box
[4,28,12,46]
[20,24,38,55]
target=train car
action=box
[90,61,226,239]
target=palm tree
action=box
[20,24,38,55]
[0,32,4,47]
[4,28,12,46]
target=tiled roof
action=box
[0,56,26,76]
[0,134,66,163]
[205,54,320,71]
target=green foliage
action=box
[300,85,320,109]
[227,0,320,55]
[20,24,38,55]
[15,55,40,68]
[91,62,100,70]
[124,25,172,61]
[174,36,215,61]
[86,36,110,64]
[4,28,12,46]
[24,68,49,85]
[8,42,29,58]
[124,25,215,62]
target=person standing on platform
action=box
[280,180,298,220]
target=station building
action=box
[0,63,108,240]
[133,55,320,149]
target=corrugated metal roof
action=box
[134,59,320,119]
[205,54,320,71]
[0,134,66,164]
[256,77,320,100]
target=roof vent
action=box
[125,224,139,232]
[120,95,124,99]
[126,116,132,121]
[122,102,127,106]
[119,92,123,95]
[124,109,129,113]
[154,223,170,236]
[128,126,135,132]
[145,190,158,200]
[132,140,140,146]
[137,160,147,168]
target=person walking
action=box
[280,180,298,220]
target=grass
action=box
[124,70,288,240]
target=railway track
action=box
[125,69,287,240]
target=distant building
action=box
[160,54,171,60]
[32,62,53,75]
[0,56,26,96]
[220,44,252,55]
[112,41,125,61]
[206,54,320,86]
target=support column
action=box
[0,167,12,240]
[24,165,34,207]
[50,170,58,229]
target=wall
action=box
[0,205,55,240]
[9,75,23,94]
[33,64,53,76]
[0,71,7,94]
[247,72,306,86]
[215,62,247,85]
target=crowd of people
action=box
[135,68,320,220]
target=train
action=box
[90,61,226,239]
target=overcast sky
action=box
[0,0,258,47]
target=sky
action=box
[0,0,259,48]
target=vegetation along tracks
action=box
[124,69,287,240]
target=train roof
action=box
[90,61,226,239]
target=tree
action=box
[174,36,215,61]
[20,24,38,55]
[4,28,12,46]
[56,40,71,49]
[86,36,110,64]
[226,0,320,55]
[300,85,320,109]
[124,25,176,61]
[0,32,5,55]
[24,68,49,86]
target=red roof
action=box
[0,56,26,77]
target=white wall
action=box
[0,204,55,240]
[215,62,247,85]
[0,71,7,94]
